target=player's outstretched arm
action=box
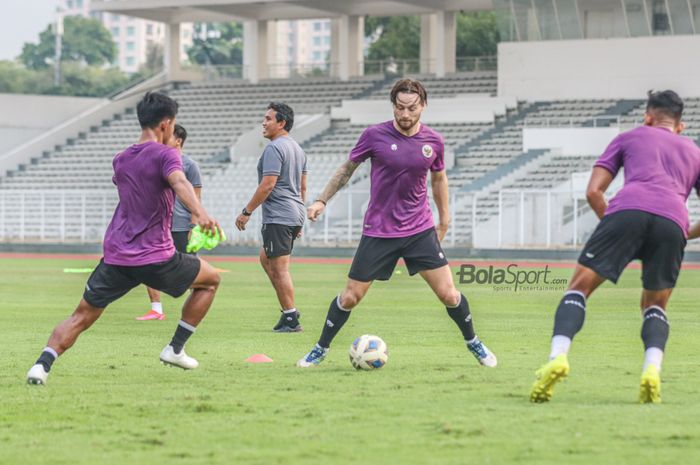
[168,170,221,235]
[586,167,614,219]
[431,170,450,241]
[308,160,360,221]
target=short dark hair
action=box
[137,91,178,129]
[268,102,294,132]
[390,78,428,105]
[173,123,187,148]
[647,90,683,122]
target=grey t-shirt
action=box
[257,135,307,226]
[172,154,203,232]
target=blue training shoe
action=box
[466,337,498,367]
[296,344,329,367]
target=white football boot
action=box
[27,364,49,385]
[159,345,199,370]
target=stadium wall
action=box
[0,73,167,178]
[498,36,700,100]
[522,128,619,155]
[0,94,102,156]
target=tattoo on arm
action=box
[317,161,360,203]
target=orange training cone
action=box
[245,354,273,363]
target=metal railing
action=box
[363,56,497,76]
[189,56,497,82]
[0,188,588,249]
[267,62,339,79]
[456,56,498,72]
[5,187,694,250]
[522,115,622,128]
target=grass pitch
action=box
[2,256,700,465]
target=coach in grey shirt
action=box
[235,102,307,333]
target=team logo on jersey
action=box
[391,144,398,152]
[422,144,434,158]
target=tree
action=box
[364,12,500,71]
[456,12,500,57]
[20,16,116,70]
[0,60,130,97]
[187,22,243,66]
[364,16,421,62]
[0,61,43,94]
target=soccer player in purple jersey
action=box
[297,78,497,368]
[27,92,223,385]
[530,90,700,404]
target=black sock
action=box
[446,293,476,341]
[35,348,57,372]
[641,306,669,350]
[170,320,196,354]
[317,296,351,348]
[552,291,586,339]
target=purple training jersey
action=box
[103,141,183,266]
[349,120,445,238]
[596,125,700,236]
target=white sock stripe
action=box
[564,290,587,303]
[643,305,666,315]
[178,320,197,332]
[43,347,58,359]
[446,294,463,309]
[643,305,669,324]
[282,308,297,314]
[336,295,350,312]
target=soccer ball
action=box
[348,334,388,370]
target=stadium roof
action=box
[92,0,494,22]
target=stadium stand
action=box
[0,77,383,190]
[3,67,700,247]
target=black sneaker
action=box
[272,310,302,332]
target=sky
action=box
[1,1,57,61]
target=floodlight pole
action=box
[55,7,64,87]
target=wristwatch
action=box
[241,207,252,216]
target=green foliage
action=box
[187,22,243,66]
[1,15,145,97]
[0,60,130,97]
[365,16,421,62]
[365,12,500,63]
[0,60,47,94]
[457,11,501,56]
[20,16,116,70]
[55,62,132,97]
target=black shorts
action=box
[172,231,193,254]
[83,253,201,308]
[348,228,449,282]
[578,210,686,290]
[262,223,301,258]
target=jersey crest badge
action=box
[422,144,433,158]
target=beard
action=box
[397,118,416,130]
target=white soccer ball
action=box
[348,334,388,370]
